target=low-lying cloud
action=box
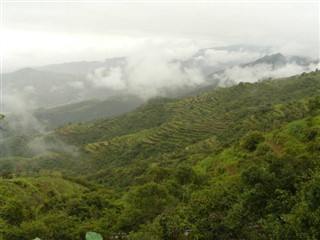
[87,67,126,90]
[2,92,44,133]
[214,62,319,87]
[87,42,206,98]
[2,92,78,157]
[4,42,319,107]
[28,135,79,157]
[86,42,319,99]
[201,49,263,67]
[67,81,85,89]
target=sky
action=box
[1,1,319,72]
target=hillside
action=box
[55,71,320,171]
[0,175,116,239]
[3,48,316,115]
[242,53,310,69]
[36,57,125,75]
[34,95,144,129]
[206,53,316,88]
[1,67,120,111]
[1,68,87,109]
[0,70,320,239]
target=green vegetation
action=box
[34,95,144,129]
[0,71,320,239]
[85,232,103,240]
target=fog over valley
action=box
[2,1,318,115]
[1,2,320,239]
[1,0,318,160]
[2,44,318,110]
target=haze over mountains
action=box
[2,45,318,113]
[1,2,320,239]
[1,69,320,239]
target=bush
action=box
[241,131,265,152]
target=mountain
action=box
[242,52,311,69]
[34,95,144,128]
[1,68,87,109]
[2,46,317,114]
[54,71,320,171]
[3,71,320,171]
[0,70,320,239]
[1,57,127,112]
[1,67,123,111]
[182,44,270,75]
[192,44,271,58]
[206,52,316,87]
[36,57,125,75]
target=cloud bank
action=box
[2,91,78,156]
[213,62,319,87]
[86,42,318,99]
[87,42,206,99]
[202,49,263,67]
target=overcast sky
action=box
[1,1,319,72]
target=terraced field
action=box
[2,71,320,187]
[1,71,320,239]
[53,71,320,179]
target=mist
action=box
[3,42,318,157]
[86,41,206,99]
[3,2,318,72]
[1,92,78,157]
[213,62,319,87]
[86,42,319,99]
[2,92,44,133]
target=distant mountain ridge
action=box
[2,45,317,122]
[206,52,317,87]
[1,71,320,239]
[242,52,311,68]
[36,57,125,75]
[34,95,144,129]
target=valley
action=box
[1,70,319,239]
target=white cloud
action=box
[86,41,206,99]
[87,67,126,91]
[49,86,62,93]
[23,85,36,95]
[203,49,263,67]
[215,63,319,86]
[3,2,318,71]
[2,92,44,133]
[68,81,85,89]
[2,91,79,156]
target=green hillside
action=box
[0,70,320,239]
[54,71,320,185]
[34,95,144,129]
[0,176,116,240]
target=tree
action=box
[120,182,175,231]
[308,95,320,114]
[0,114,4,131]
[0,199,27,225]
[241,131,264,152]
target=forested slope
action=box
[0,70,320,239]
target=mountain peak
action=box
[242,53,286,68]
[14,67,36,73]
[258,52,285,61]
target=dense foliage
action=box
[0,71,320,239]
[34,95,144,129]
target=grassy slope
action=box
[0,176,87,203]
[49,71,320,186]
[34,95,144,129]
[1,72,320,181]
[0,71,320,239]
